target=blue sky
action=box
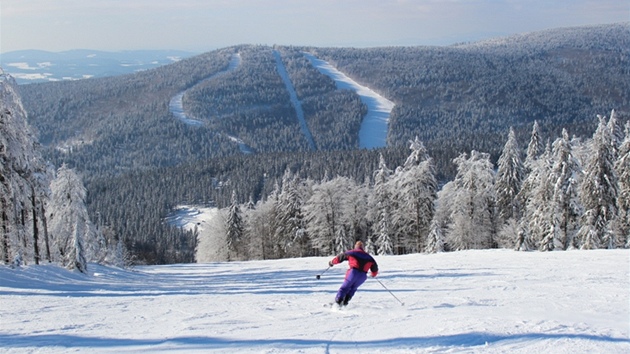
[1,0,628,53]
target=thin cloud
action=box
[1,0,627,52]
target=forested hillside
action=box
[311,23,629,164]
[20,47,242,176]
[20,23,629,177]
[10,23,630,264]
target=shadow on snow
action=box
[0,264,487,299]
[1,332,628,350]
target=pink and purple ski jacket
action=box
[331,249,379,278]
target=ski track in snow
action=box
[1,250,629,353]
[273,50,317,150]
[303,53,394,149]
[168,54,253,154]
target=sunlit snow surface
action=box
[304,53,394,149]
[1,250,628,353]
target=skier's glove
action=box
[370,271,378,278]
[328,261,334,267]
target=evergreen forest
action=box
[2,23,629,266]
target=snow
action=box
[6,62,53,70]
[169,91,205,127]
[1,249,628,353]
[303,53,395,149]
[165,205,219,230]
[7,72,53,81]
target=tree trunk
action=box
[1,171,10,264]
[31,188,40,265]
[2,207,10,265]
[41,203,51,262]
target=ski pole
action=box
[374,277,405,306]
[315,266,331,280]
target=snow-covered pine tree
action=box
[607,109,623,156]
[514,224,531,252]
[364,235,376,254]
[371,154,392,210]
[274,169,293,254]
[516,121,550,251]
[243,198,272,260]
[614,122,630,248]
[496,128,525,223]
[246,195,255,210]
[48,165,93,272]
[370,154,395,253]
[390,138,437,253]
[535,143,560,251]
[376,204,394,255]
[95,222,132,268]
[516,139,550,251]
[386,167,406,253]
[496,218,520,249]
[525,120,545,170]
[578,115,619,249]
[550,129,583,250]
[433,181,456,250]
[304,176,350,255]
[225,190,244,261]
[425,219,444,253]
[71,225,88,273]
[113,237,133,267]
[262,181,282,258]
[274,169,309,257]
[403,136,431,169]
[334,226,349,254]
[520,142,557,251]
[0,70,51,266]
[444,151,497,250]
[1,149,10,264]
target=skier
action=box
[328,241,378,306]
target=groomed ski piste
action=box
[1,249,628,353]
[304,52,394,149]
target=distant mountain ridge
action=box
[454,22,629,51]
[0,49,198,84]
[17,23,629,179]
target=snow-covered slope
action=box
[304,53,394,149]
[1,250,628,353]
